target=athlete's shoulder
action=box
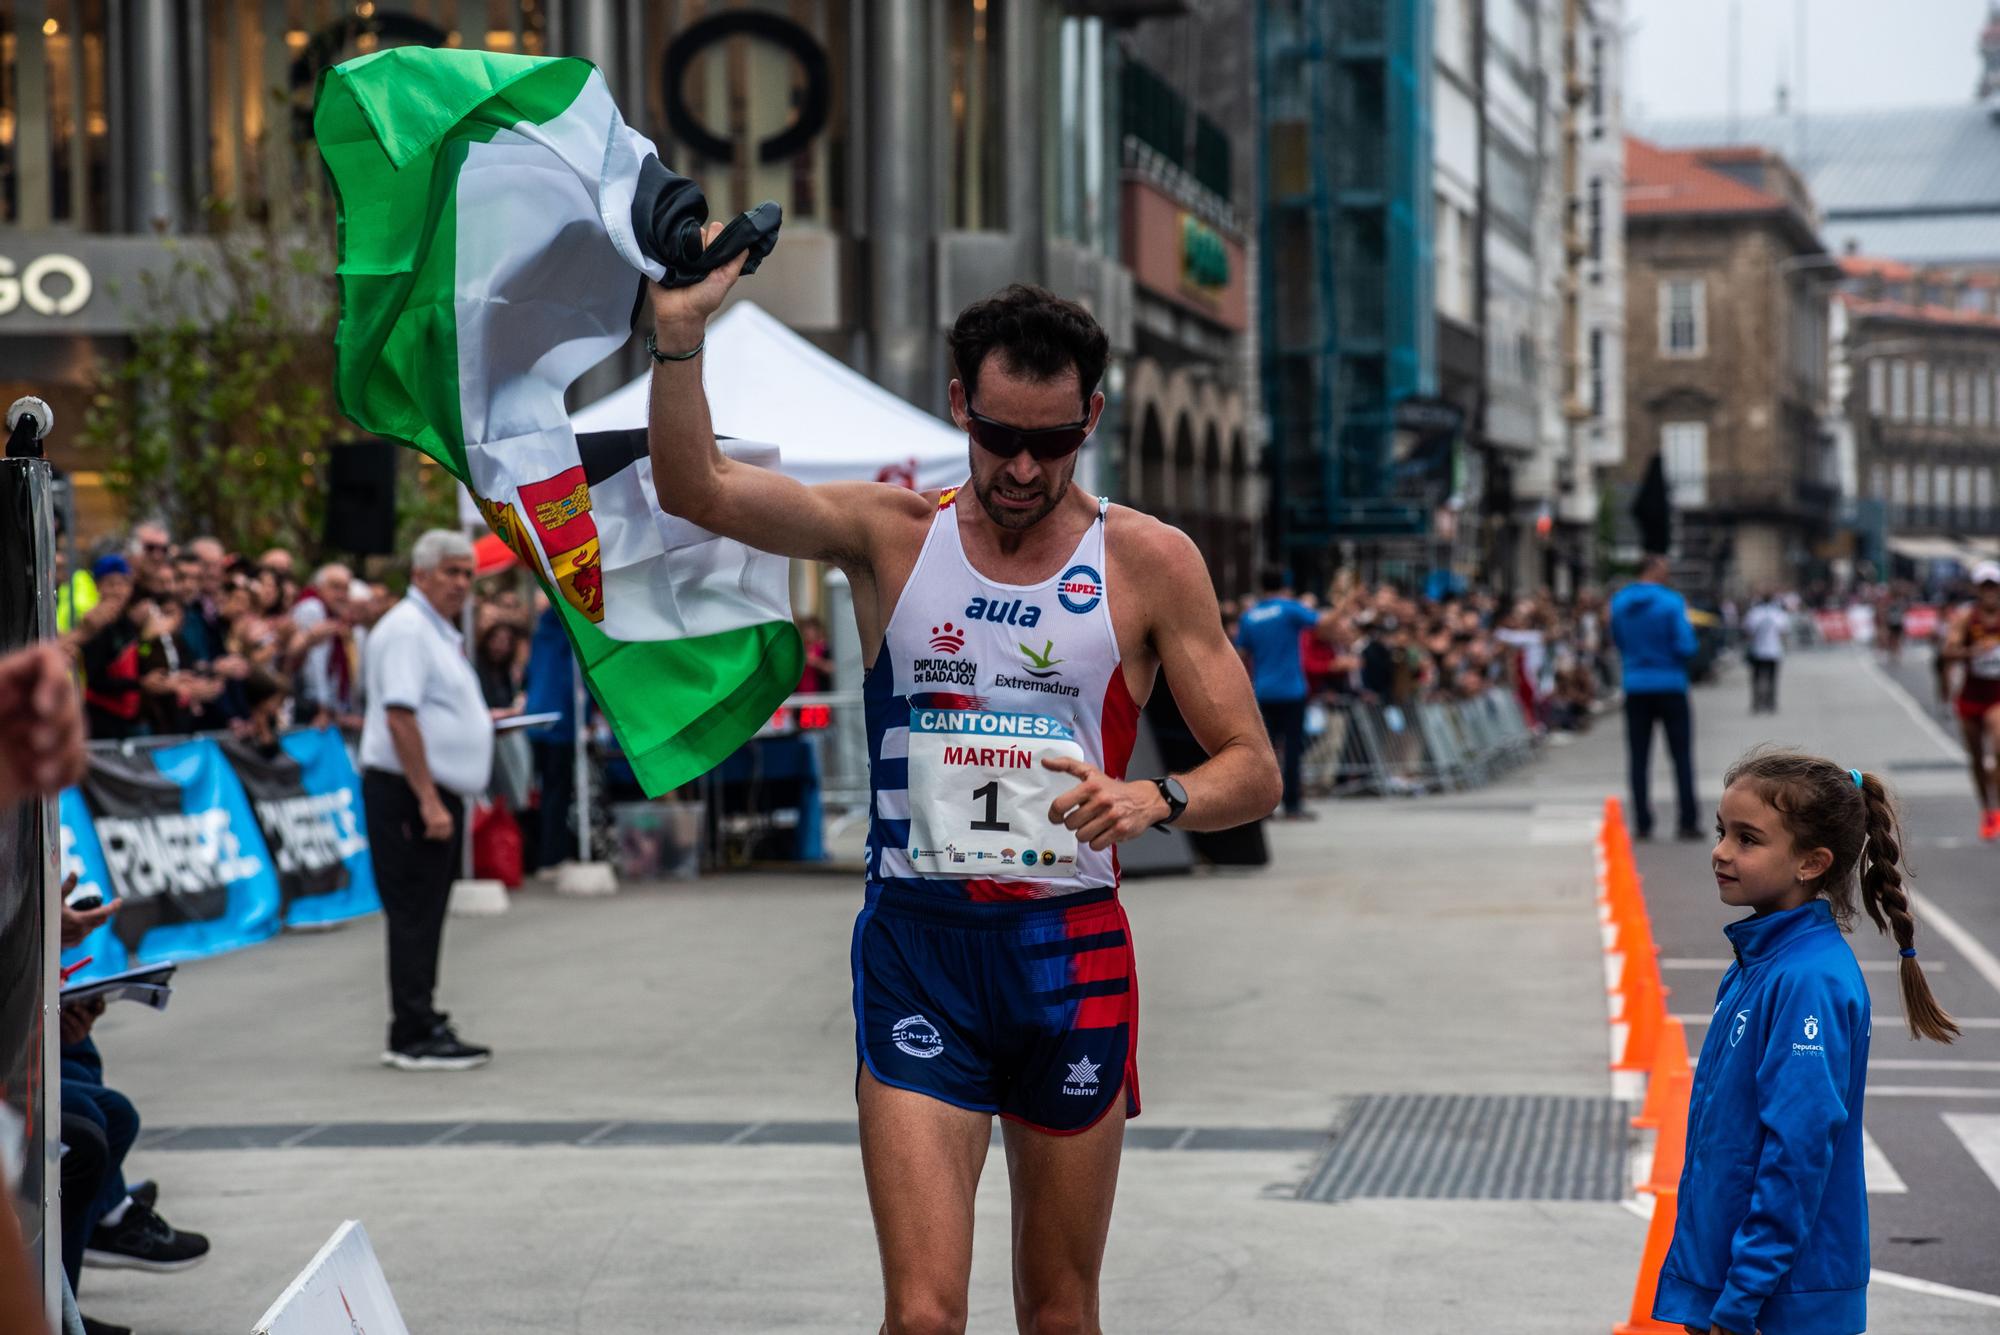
[1105,504,1212,615]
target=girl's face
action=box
[1711,781,1832,916]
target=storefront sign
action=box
[0,253,91,317]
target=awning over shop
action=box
[1886,535,1978,564]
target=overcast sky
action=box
[1627,0,1995,123]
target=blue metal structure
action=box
[1257,0,1436,566]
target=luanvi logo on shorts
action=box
[891,1014,944,1059]
[1062,1056,1101,1096]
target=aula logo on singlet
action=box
[965,595,1042,627]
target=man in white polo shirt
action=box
[360,529,494,1070]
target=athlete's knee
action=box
[883,1291,969,1335]
[1017,1299,1098,1335]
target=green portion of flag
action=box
[317,49,801,796]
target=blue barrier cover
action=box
[278,728,379,926]
[60,731,381,982]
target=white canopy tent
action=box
[572,301,970,490]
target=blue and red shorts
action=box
[851,883,1140,1135]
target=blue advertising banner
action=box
[276,728,377,926]
[57,735,368,982]
[58,786,124,979]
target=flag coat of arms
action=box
[316,48,800,794]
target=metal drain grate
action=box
[1296,1094,1629,1202]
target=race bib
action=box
[905,707,1083,878]
[1973,644,2000,680]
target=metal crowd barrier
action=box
[1304,688,1539,798]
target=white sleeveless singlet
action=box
[862,486,1140,900]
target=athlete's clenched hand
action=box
[647,220,750,345]
[1044,756,1169,851]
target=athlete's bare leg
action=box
[859,1069,992,1335]
[1002,1090,1127,1335]
[1961,714,1994,811]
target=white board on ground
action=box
[252,1220,409,1335]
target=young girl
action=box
[1654,750,1957,1335]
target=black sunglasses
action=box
[965,402,1091,461]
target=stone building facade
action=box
[1622,139,1834,596]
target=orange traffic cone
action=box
[1613,964,1668,1073]
[1639,1069,1693,1196]
[1613,1189,1685,1334]
[1634,1019,1692,1130]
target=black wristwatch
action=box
[1152,775,1189,829]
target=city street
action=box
[69,648,2000,1333]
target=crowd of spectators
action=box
[1221,575,1613,738]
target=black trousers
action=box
[59,1111,107,1295]
[1624,691,1698,837]
[364,769,465,1050]
[532,740,576,870]
[1748,656,1780,713]
[1259,698,1308,815]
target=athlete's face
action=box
[1711,782,1830,917]
[951,355,1105,533]
[1979,581,2000,611]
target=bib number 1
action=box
[970,781,1010,832]
[905,707,1082,879]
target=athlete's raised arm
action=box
[644,223,925,569]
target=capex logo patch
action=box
[1057,564,1102,614]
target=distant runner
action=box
[1939,562,2000,838]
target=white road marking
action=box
[1944,1113,2000,1199]
[1910,889,2000,1003]
[1661,958,1941,973]
[1871,1058,2000,1072]
[1870,1267,2000,1312]
[1867,1086,2000,1099]
[1862,1130,1908,1193]
[1857,653,1965,760]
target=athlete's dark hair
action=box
[948,284,1110,408]
[1724,748,1957,1043]
[1259,565,1288,593]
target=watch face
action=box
[1164,777,1188,807]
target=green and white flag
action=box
[316,48,799,795]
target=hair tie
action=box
[1900,947,1917,958]
[1849,768,1865,790]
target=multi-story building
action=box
[1573,0,1624,506]
[1560,0,1623,589]
[1256,0,1436,588]
[3,2,1251,550]
[1480,0,1564,593]
[1838,256,2000,575]
[1117,6,1260,596]
[1431,0,1485,581]
[1622,138,1835,597]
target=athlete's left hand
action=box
[1044,757,1168,850]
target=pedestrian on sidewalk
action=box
[1741,589,1787,714]
[1654,753,1956,1335]
[1235,566,1331,819]
[360,530,495,1071]
[1611,555,1700,840]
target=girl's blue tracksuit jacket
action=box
[1653,899,1871,1335]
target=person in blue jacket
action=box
[1657,751,1959,1335]
[1611,555,1701,840]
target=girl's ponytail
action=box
[1857,772,1960,1044]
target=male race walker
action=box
[646,228,1281,1335]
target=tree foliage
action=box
[83,199,455,561]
